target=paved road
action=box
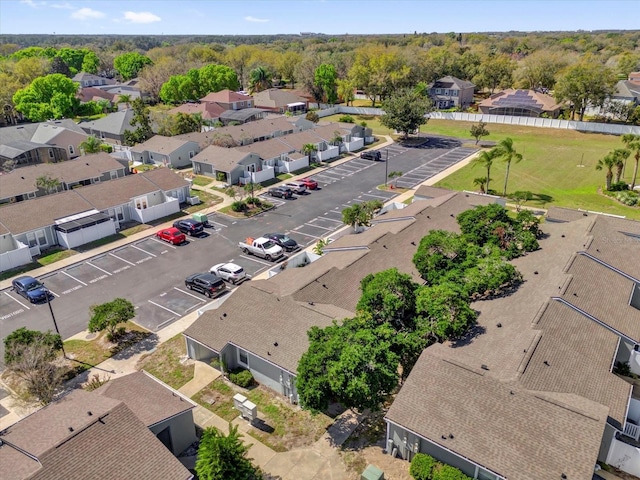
[0,136,476,365]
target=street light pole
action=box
[43,283,65,357]
[384,148,389,187]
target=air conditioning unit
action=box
[187,196,201,205]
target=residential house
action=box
[130,136,200,169]
[0,152,128,204]
[478,89,562,118]
[629,72,640,83]
[72,72,117,88]
[79,109,136,145]
[611,78,640,106]
[428,76,475,109]
[251,88,308,115]
[0,387,192,480]
[190,145,263,185]
[1,120,89,170]
[200,89,254,110]
[77,86,116,105]
[236,137,306,175]
[0,168,189,271]
[168,102,227,124]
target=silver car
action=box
[285,181,307,194]
[209,263,247,284]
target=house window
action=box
[189,151,195,158]
[92,177,100,184]
[110,171,118,180]
[238,350,248,366]
[48,149,54,159]
[436,89,441,94]
[26,230,47,248]
[452,90,458,96]
[69,145,75,155]
[27,191,37,199]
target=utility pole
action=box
[384,148,389,187]
[43,283,65,357]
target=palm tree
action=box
[622,134,640,190]
[248,66,272,94]
[471,149,496,193]
[79,135,102,154]
[493,138,523,196]
[36,174,61,194]
[473,177,488,194]
[117,94,132,109]
[302,143,318,164]
[612,148,631,184]
[596,152,618,191]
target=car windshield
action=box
[280,235,292,243]
[25,281,43,291]
[262,240,275,249]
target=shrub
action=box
[339,114,354,123]
[229,368,254,388]
[431,464,472,480]
[99,144,113,153]
[410,453,437,480]
[216,172,226,182]
[616,191,638,206]
[305,111,320,123]
[231,200,247,212]
[609,181,629,192]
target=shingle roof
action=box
[191,145,253,171]
[252,88,306,108]
[0,191,94,234]
[277,129,326,151]
[413,185,455,199]
[236,137,293,159]
[429,75,475,90]
[200,89,253,103]
[80,110,135,136]
[140,167,190,191]
[130,135,197,155]
[183,284,337,372]
[77,87,115,103]
[613,80,640,100]
[0,141,55,159]
[30,121,88,143]
[0,153,125,199]
[546,206,593,223]
[168,102,226,120]
[74,173,159,210]
[585,215,640,280]
[96,371,195,427]
[386,352,608,480]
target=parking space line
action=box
[150,237,177,249]
[62,270,87,286]
[110,252,136,266]
[363,192,392,200]
[239,254,274,267]
[148,300,180,316]
[131,244,156,257]
[305,222,334,231]
[293,231,323,240]
[210,221,228,229]
[87,262,112,276]
[4,291,30,309]
[48,289,60,297]
[174,287,206,301]
[156,316,178,330]
[320,216,343,223]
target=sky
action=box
[1,0,639,36]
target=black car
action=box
[264,233,299,252]
[360,150,382,161]
[185,273,227,298]
[268,187,293,199]
[12,276,50,303]
[173,219,204,236]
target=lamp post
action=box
[43,283,65,357]
[384,148,389,187]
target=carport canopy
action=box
[54,212,111,233]
[220,108,267,123]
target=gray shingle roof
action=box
[79,110,135,136]
[386,352,607,480]
[191,145,254,171]
[74,173,159,210]
[252,89,306,108]
[140,167,190,191]
[130,135,197,155]
[236,137,294,159]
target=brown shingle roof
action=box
[200,89,253,103]
[183,284,336,372]
[168,102,226,120]
[252,89,306,109]
[236,137,293,159]
[74,174,159,210]
[140,167,190,191]
[0,191,94,234]
[386,352,607,480]
[585,215,640,280]
[277,130,326,151]
[191,145,254,172]
[413,185,454,199]
[96,371,195,427]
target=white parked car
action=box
[209,263,247,284]
[284,181,307,194]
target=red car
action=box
[156,227,186,245]
[299,177,318,190]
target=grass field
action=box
[322,114,640,219]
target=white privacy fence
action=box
[315,106,640,136]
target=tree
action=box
[596,151,619,191]
[4,328,64,405]
[508,190,533,212]
[336,78,355,106]
[473,54,515,94]
[277,51,302,88]
[415,282,478,342]
[357,268,418,331]
[493,137,522,196]
[470,121,490,145]
[198,64,240,95]
[305,111,319,123]
[380,88,432,139]
[622,134,640,190]
[36,174,61,194]
[113,52,153,81]
[611,148,631,184]
[195,423,260,480]
[225,45,256,89]
[88,298,135,340]
[341,199,382,231]
[412,230,475,285]
[248,66,272,94]
[302,143,318,162]
[473,177,488,194]
[117,94,132,109]
[515,50,567,90]
[123,98,153,146]
[13,74,79,121]
[388,171,403,188]
[314,64,338,104]
[79,135,102,154]
[49,56,71,76]
[554,61,616,121]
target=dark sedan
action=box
[264,233,299,252]
[268,187,293,199]
[12,276,50,303]
[173,219,204,236]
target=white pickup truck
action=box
[238,237,284,261]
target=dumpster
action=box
[361,464,384,480]
[192,212,210,227]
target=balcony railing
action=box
[623,422,640,441]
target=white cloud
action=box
[19,0,44,7]
[245,16,269,23]
[71,7,106,20]
[122,11,161,24]
[51,2,74,9]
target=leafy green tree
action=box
[415,282,478,341]
[277,51,302,88]
[596,151,619,191]
[123,98,153,146]
[314,64,338,104]
[49,56,71,76]
[79,135,103,154]
[117,94,132,109]
[456,203,511,247]
[473,177,488,194]
[195,423,260,480]
[305,111,319,123]
[412,230,474,285]
[492,137,522,196]
[114,52,153,81]
[248,66,272,94]
[515,50,567,90]
[357,268,418,331]
[508,190,533,212]
[336,78,355,106]
[463,249,522,299]
[13,74,79,121]
[198,64,240,95]
[554,61,616,121]
[36,174,61,194]
[470,121,490,145]
[4,327,62,366]
[81,50,100,74]
[622,134,640,190]
[88,298,135,340]
[341,199,382,231]
[473,54,515,93]
[380,88,432,139]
